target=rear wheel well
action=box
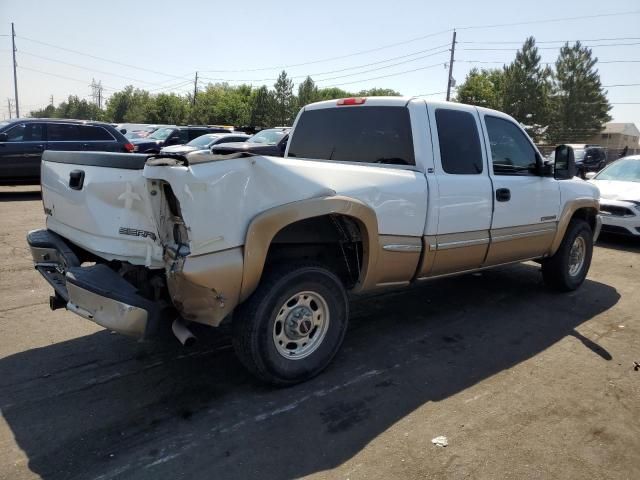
[264,215,364,289]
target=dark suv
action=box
[131,126,231,154]
[0,119,134,184]
[568,144,608,177]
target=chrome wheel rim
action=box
[568,236,586,277]
[272,290,330,360]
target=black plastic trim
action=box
[43,150,150,170]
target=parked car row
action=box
[0,119,291,184]
[0,119,133,183]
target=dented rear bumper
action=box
[27,229,164,338]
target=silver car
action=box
[160,133,250,154]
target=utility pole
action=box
[193,71,198,107]
[7,98,13,119]
[90,79,104,109]
[11,22,20,117]
[446,29,457,102]
[50,95,54,106]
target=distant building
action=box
[589,122,640,149]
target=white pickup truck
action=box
[28,97,601,385]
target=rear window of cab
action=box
[287,106,415,166]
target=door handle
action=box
[35,144,44,151]
[496,188,511,202]
[69,170,85,190]
[81,143,90,149]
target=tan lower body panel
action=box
[167,247,243,327]
[369,235,423,287]
[418,230,490,277]
[418,223,556,279]
[484,223,556,266]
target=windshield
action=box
[187,135,217,148]
[595,158,640,183]
[248,129,286,145]
[0,121,10,130]
[149,127,174,140]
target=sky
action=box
[0,0,638,127]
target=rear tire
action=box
[542,219,593,291]
[232,264,349,386]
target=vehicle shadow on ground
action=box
[0,263,619,480]
[596,233,640,254]
[0,189,41,202]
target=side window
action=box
[80,126,114,141]
[485,116,537,175]
[5,123,45,142]
[47,123,80,141]
[188,130,205,141]
[435,109,483,174]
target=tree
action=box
[144,93,189,124]
[249,86,273,127]
[455,68,504,110]
[297,77,319,107]
[501,37,552,141]
[549,41,611,143]
[316,87,353,101]
[29,104,56,118]
[55,95,103,120]
[356,87,401,96]
[273,70,295,125]
[105,86,152,122]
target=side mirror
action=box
[120,128,127,134]
[0,133,7,142]
[167,137,180,145]
[553,144,576,180]
[585,171,597,180]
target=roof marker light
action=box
[337,97,366,106]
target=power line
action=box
[460,42,640,51]
[456,10,640,30]
[201,48,450,85]
[17,65,118,90]
[18,49,190,87]
[459,59,640,65]
[16,35,188,80]
[199,30,453,73]
[319,61,445,88]
[201,43,451,81]
[148,79,194,92]
[458,36,640,44]
[603,83,640,87]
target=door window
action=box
[5,123,45,142]
[435,109,483,174]
[47,123,81,141]
[187,129,205,141]
[485,116,538,175]
[79,125,114,141]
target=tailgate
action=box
[41,151,164,267]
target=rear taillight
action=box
[124,143,135,152]
[337,97,366,106]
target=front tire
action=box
[232,264,349,386]
[542,219,593,291]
